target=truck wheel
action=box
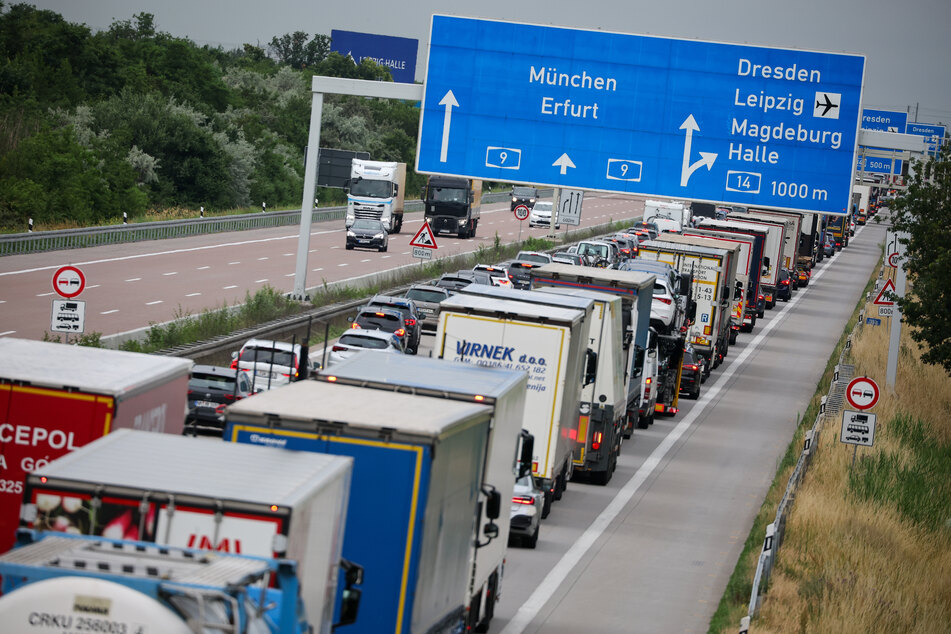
[637,412,650,429]
[591,466,611,485]
[553,472,564,500]
[729,330,738,345]
[393,219,402,234]
[541,490,552,519]
[471,220,477,237]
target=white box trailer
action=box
[21,429,353,633]
[316,352,527,633]
[434,293,588,518]
[747,209,802,271]
[715,216,786,308]
[641,235,740,367]
[536,288,627,484]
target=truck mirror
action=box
[297,345,310,381]
[393,183,399,195]
[343,179,350,194]
[483,522,499,540]
[584,349,598,386]
[483,486,501,520]
[337,588,361,627]
[518,430,534,479]
[734,281,744,301]
[687,299,697,321]
[762,256,771,269]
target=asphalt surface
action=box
[0,194,643,341]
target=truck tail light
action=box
[592,431,603,451]
[512,496,535,506]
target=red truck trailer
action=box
[0,338,192,552]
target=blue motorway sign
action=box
[331,29,418,83]
[861,109,907,132]
[417,16,865,215]
[905,122,945,155]
[857,155,900,174]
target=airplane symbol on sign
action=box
[814,93,840,118]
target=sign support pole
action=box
[886,240,907,390]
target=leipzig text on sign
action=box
[418,16,865,215]
[330,30,418,84]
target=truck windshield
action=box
[350,178,392,198]
[431,187,467,203]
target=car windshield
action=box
[352,219,383,231]
[241,347,296,367]
[517,253,549,264]
[190,373,236,391]
[349,178,391,198]
[513,187,536,197]
[338,334,391,349]
[533,202,552,211]
[406,288,448,303]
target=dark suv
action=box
[186,365,253,436]
[351,307,409,350]
[364,295,423,354]
[510,186,539,211]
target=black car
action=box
[679,349,703,399]
[350,307,408,348]
[510,186,539,211]
[346,219,388,252]
[186,365,253,435]
[776,269,793,302]
[365,294,423,354]
[506,260,542,290]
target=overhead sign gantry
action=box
[417,15,866,215]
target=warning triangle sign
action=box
[873,279,896,305]
[409,223,438,249]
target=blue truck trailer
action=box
[224,381,494,634]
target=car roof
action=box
[241,339,300,353]
[191,365,238,377]
[368,294,414,307]
[340,329,399,342]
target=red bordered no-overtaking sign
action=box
[845,376,879,410]
[52,265,86,299]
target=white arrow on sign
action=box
[679,114,717,186]
[439,90,459,163]
[553,153,576,175]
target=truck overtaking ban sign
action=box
[845,376,879,410]
[52,265,85,299]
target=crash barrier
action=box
[0,190,546,256]
[740,321,861,632]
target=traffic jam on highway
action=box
[0,185,888,634]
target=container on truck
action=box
[346,159,405,233]
[798,211,821,266]
[744,211,799,273]
[316,352,529,633]
[0,338,191,554]
[422,175,482,238]
[825,214,849,250]
[527,264,679,419]
[745,209,806,272]
[224,381,494,634]
[641,235,740,369]
[19,429,357,631]
[683,226,764,332]
[644,199,691,233]
[0,530,317,634]
[713,217,784,310]
[535,288,627,483]
[434,293,588,517]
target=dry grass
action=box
[747,276,951,633]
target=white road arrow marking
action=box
[439,90,459,163]
[553,153,576,175]
[679,114,717,186]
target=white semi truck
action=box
[346,159,406,233]
[434,293,590,518]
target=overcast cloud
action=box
[29,0,951,123]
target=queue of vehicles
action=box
[0,186,874,633]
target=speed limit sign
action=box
[513,205,530,221]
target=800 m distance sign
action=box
[417,16,865,215]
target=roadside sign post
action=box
[417,15,865,215]
[51,266,87,335]
[843,376,880,469]
[513,204,530,241]
[409,222,438,265]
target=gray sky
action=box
[30,0,951,124]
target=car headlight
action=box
[512,196,517,202]
[347,230,355,237]
[458,218,466,225]
[374,233,384,239]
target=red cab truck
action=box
[0,338,192,552]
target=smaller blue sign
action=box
[905,122,945,156]
[330,29,418,83]
[857,155,902,174]
[866,317,882,326]
[861,109,907,132]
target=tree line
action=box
[0,3,423,230]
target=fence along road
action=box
[478,219,887,633]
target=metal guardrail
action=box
[741,325,860,632]
[0,190,533,256]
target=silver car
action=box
[327,330,404,366]
[509,474,543,548]
[405,284,451,332]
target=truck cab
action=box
[423,175,481,238]
[346,159,405,233]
